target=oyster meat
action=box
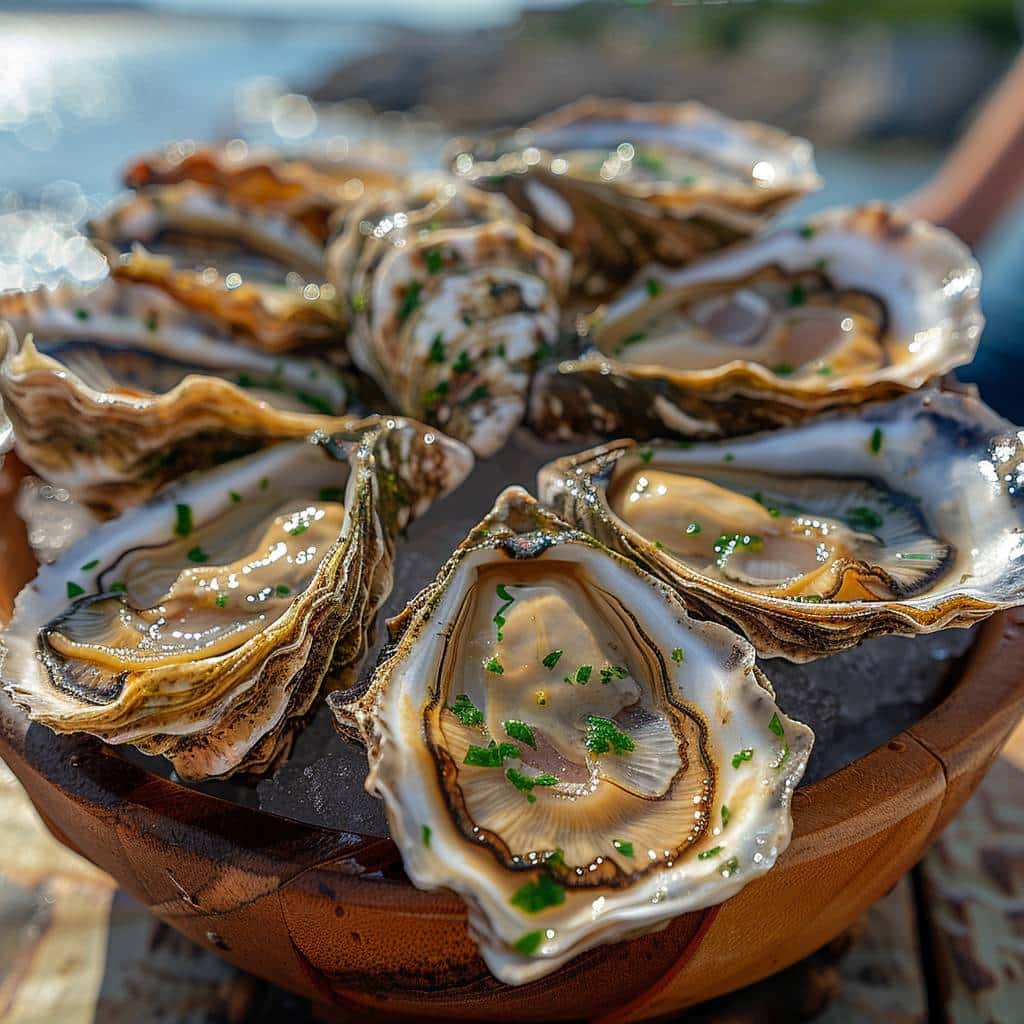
[2,416,473,780]
[326,175,571,456]
[531,204,982,442]
[332,487,811,983]
[539,390,1024,661]
[452,97,820,297]
[0,276,351,514]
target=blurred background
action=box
[2,3,1023,1022]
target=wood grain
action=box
[2,459,1023,1019]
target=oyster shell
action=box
[2,416,473,780]
[451,98,820,297]
[325,175,571,456]
[331,487,812,983]
[538,391,1024,661]
[0,276,351,514]
[530,205,982,443]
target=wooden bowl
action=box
[2,455,1023,1022]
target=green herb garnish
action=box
[769,712,784,737]
[510,874,566,913]
[174,503,193,537]
[424,248,444,274]
[724,453,735,462]
[449,694,484,727]
[351,290,368,313]
[215,593,229,608]
[723,857,740,876]
[74,308,90,321]
[428,332,446,363]
[585,716,635,756]
[397,280,422,322]
[869,427,883,454]
[714,533,764,556]
[645,277,661,297]
[80,559,99,571]
[672,647,685,663]
[504,720,537,749]
[565,664,593,685]
[799,224,816,239]
[788,283,807,307]
[732,748,754,769]
[145,311,159,332]
[772,363,795,376]
[110,582,127,593]
[686,521,701,535]
[507,767,558,799]
[721,805,731,828]
[452,350,472,373]
[187,547,209,564]
[229,490,242,503]
[816,364,833,376]
[600,664,629,683]
[514,930,544,955]
[259,477,269,491]
[542,649,563,670]
[422,824,432,847]
[464,740,520,768]
[638,448,654,464]
[612,839,634,858]
[485,656,505,675]
[698,846,723,860]
[899,552,934,560]
[274,584,291,597]
[289,523,309,537]
[467,384,489,403]
[66,581,85,599]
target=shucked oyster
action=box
[531,205,982,443]
[2,416,472,780]
[452,98,819,297]
[326,175,571,456]
[539,391,1024,661]
[0,276,350,514]
[332,487,811,983]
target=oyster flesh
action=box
[332,487,812,983]
[531,204,982,443]
[326,175,571,456]
[0,276,351,514]
[538,390,1024,661]
[2,416,473,780]
[452,97,820,297]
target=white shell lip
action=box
[538,390,1024,661]
[589,203,983,398]
[338,486,812,985]
[455,97,822,199]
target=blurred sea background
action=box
[2,0,1023,412]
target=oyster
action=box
[0,276,351,514]
[332,487,812,983]
[2,416,473,780]
[530,205,982,442]
[538,391,1024,661]
[325,175,571,456]
[452,98,820,297]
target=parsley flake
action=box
[612,839,635,858]
[187,546,209,564]
[514,930,544,955]
[485,656,505,675]
[869,427,884,454]
[510,874,566,914]
[174,503,193,537]
[464,741,520,767]
[504,720,537,748]
[428,333,446,363]
[397,280,422,322]
[449,694,484,727]
[422,824,432,847]
[66,581,85,599]
[585,716,635,756]
[672,646,685,663]
[542,649,563,670]
[698,846,723,860]
[732,748,754,769]
[80,559,99,571]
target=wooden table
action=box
[2,720,1021,1024]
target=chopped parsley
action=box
[772,363,795,377]
[464,740,520,767]
[634,149,666,174]
[145,311,159,332]
[504,720,537,748]
[698,846,723,860]
[799,224,816,239]
[510,874,566,914]
[816,364,833,376]
[514,930,544,955]
[289,523,309,537]
[274,584,291,597]
[507,767,558,800]
[74,307,90,321]
[686,521,701,535]
[788,283,807,307]
[397,280,422,322]
[467,384,489,404]
[585,716,635,756]
[229,490,242,503]
[847,506,883,531]
[493,583,515,641]
[899,552,934,561]
[600,664,629,683]
[769,712,785,737]
[424,248,444,274]
[638,448,654,464]
[542,649,564,670]
[672,647,685,663]
[215,593,229,608]
[721,805,731,828]
[452,350,472,373]
[186,546,209,564]
[869,427,884,454]
[422,824,432,847]
[564,664,592,685]
[174,503,193,537]
[751,492,780,517]
[351,290,368,313]
[110,582,127,593]
[732,748,754,769]
[612,839,635,858]
[714,533,764,556]
[723,453,735,462]
[449,694,484,727]
[428,333,446,363]
[66,581,85,599]
[259,477,269,491]
[424,379,450,407]
[80,559,99,571]
[645,277,662,297]
[485,656,505,675]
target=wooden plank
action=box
[917,720,1024,1024]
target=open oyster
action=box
[531,205,982,443]
[539,391,1024,661]
[325,175,571,456]
[451,98,820,297]
[332,487,812,983]
[0,276,351,514]
[2,416,473,780]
